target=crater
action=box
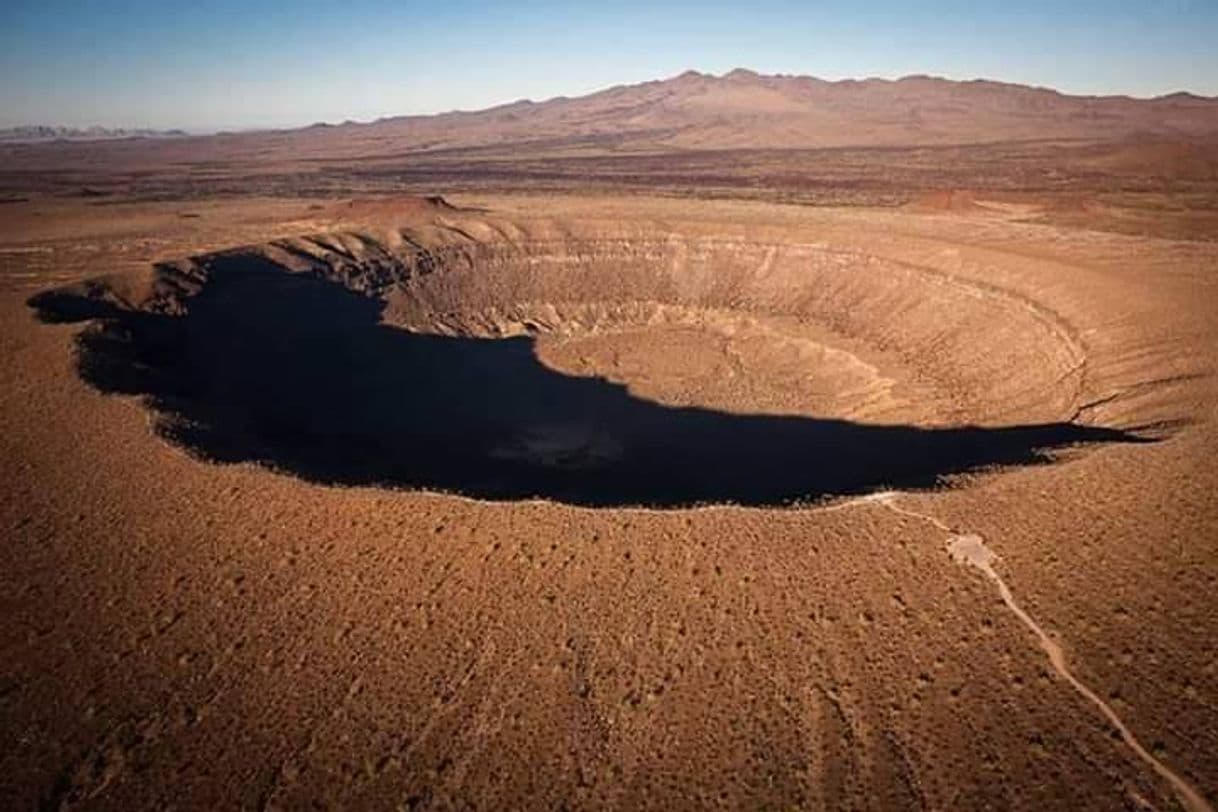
[28,216,1146,507]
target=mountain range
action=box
[312,69,1218,154]
[6,71,1218,163]
[0,125,188,143]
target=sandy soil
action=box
[2,189,1217,810]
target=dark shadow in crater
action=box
[30,256,1149,507]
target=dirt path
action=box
[866,494,1214,812]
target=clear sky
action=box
[2,0,1216,132]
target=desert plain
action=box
[2,71,1218,810]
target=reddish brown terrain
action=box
[2,72,1218,810]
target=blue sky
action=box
[2,0,1216,131]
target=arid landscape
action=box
[3,66,1218,810]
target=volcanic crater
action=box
[29,207,1143,506]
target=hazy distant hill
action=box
[0,125,187,143]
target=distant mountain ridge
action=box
[337,69,1218,153]
[7,71,1218,154]
[0,125,187,142]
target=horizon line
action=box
[3,68,1216,137]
